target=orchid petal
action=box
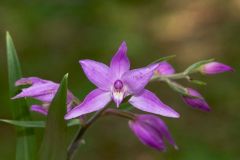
[122,64,159,95]
[129,89,179,118]
[129,120,165,151]
[112,91,125,107]
[80,60,112,91]
[182,88,210,111]
[14,82,75,103]
[33,94,55,103]
[30,105,48,115]
[65,89,111,119]
[156,61,175,75]
[67,91,77,104]
[12,83,58,99]
[110,41,130,78]
[138,115,178,149]
[15,77,50,86]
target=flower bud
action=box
[182,88,210,111]
[155,61,175,75]
[200,62,233,75]
[129,114,177,151]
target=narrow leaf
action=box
[150,55,176,65]
[0,119,80,128]
[0,119,45,128]
[189,79,207,86]
[6,31,36,160]
[38,74,68,160]
[67,119,82,127]
[184,59,214,74]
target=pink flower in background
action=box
[12,77,77,115]
[65,42,179,119]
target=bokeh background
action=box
[0,0,239,159]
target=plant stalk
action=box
[102,108,135,120]
[66,108,106,160]
[66,108,136,160]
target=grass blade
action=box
[0,119,45,128]
[6,31,36,160]
[38,74,68,160]
[0,119,80,128]
[150,55,176,65]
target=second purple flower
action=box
[12,77,77,115]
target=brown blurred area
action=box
[0,0,239,159]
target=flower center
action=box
[112,80,125,107]
[114,80,123,91]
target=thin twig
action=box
[102,108,135,120]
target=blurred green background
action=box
[0,0,239,159]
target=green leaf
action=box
[184,59,214,74]
[67,119,82,127]
[0,119,45,128]
[6,31,36,160]
[150,55,176,65]
[38,74,69,160]
[189,79,207,86]
[0,119,81,128]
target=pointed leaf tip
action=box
[6,32,36,160]
[38,74,68,160]
[64,73,69,79]
[6,31,10,38]
[150,55,176,65]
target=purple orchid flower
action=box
[65,42,179,119]
[12,77,77,115]
[155,61,175,75]
[182,88,210,112]
[129,114,178,151]
[200,62,233,75]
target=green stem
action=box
[66,108,135,160]
[102,108,135,120]
[151,72,190,82]
[67,108,106,160]
[162,73,188,79]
